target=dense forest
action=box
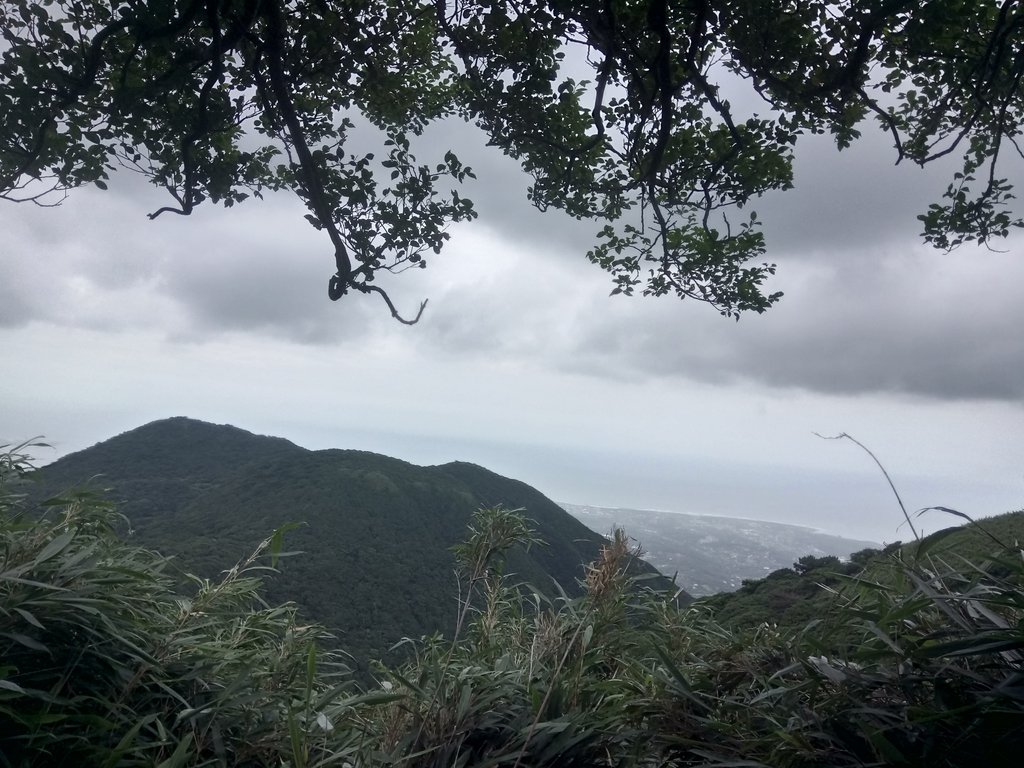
[26,418,682,674]
[4,434,1024,766]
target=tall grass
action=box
[0,447,382,767]
[360,504,1024,765]
[3,443,1022,766]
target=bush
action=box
[0,445,376,767]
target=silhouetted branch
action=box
[362,285,428,325]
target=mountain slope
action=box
[32,418,680,671]
[701,508,1024,629]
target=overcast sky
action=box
[2,113,1023,545]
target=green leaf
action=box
[912,525,961,560]
[287,708,306,768]
[305,642,317,696]
[269,522,303,568]
[101,715,156,768]
[155,733,193,768]
[1,632,48,653]
[0,680,26,695]
[32,528,76,565]
[13,607,44,630]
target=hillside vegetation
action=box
[702,510,1024,630]
[3,444,1023,766]
[29,418,680,672]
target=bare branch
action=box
[362,285,428,325]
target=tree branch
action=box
[361,285,427,325]
[260,0,353,282]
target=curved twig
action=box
[362,285,427,325]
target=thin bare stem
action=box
[815,432,919,541]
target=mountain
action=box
[701,508,1024,630]
[562,503,879,595]
[31,418,682,672]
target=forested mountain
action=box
[31,417,681,669]
[563,503,879,595]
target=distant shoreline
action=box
[559,502,878,543]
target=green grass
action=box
[5,443,1024,766]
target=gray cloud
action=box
[151,215,350,344]
[0,188,170,330]
[410,119,604,256]
[559,243,1024,402]
[0,179,392,343]
[754,127,957,259]
[403,114,1024,404]
[0,279,32,328]
[2,106,1022,405]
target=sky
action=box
[2,102,1023,545]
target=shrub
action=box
[0,445,377,767]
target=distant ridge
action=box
[32,418,683,671]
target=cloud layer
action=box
[2,116,1022,405]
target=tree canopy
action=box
[2,0,1022,321]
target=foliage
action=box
[367,526,665,767]
[5,440,1024,765]
[703,509,1024,631]
[793,553,842,575]
[4,1,1023,319]
[353,512,1024,766]
[0,445,385,767]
